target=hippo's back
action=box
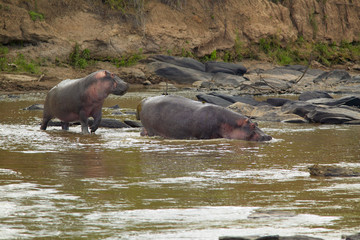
[139,95,200,138]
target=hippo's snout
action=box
[113,77,129,95]
[259,134,272,142]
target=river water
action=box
[0,90,359,240]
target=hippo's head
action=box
[95,70,129,96]
[220,118,272,142]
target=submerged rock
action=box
[344,233,360,240]
[308,164,360,177]
[46,118,132,129]
[219,235,324,240]
[124,120,142,128]
[23,104,44,110]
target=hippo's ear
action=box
[237,118,256,129]
[236,118,249,127]
[104,70,115,78]
[95,70,107,79]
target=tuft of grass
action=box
[69,43,91,69]
[112,48,143,67]
[201,50,217,62]
[29,10,44,21]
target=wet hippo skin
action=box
[137,95,272,141]
[40,70,128,134]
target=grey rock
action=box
[108,104,121,109]
[209,92,260,106]
[23,104,44,110]
[212,72,247,87]
[351,75,360,83]
[298,91,333,101]
[124,120,142,128]
[196,94,233,107]
[281,101,317,118]
[344,232,360,240]
[266,98,293,107]
[307,95,360,108]
[313,69,351,84]
[88,118,130,128]
[205,61,247,75]
[151,55,205,72]
[148,61,213,84]
[305,105,360,124]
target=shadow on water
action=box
[0,92,360,239]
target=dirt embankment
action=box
[0,0,360,92]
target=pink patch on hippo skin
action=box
[94,70,107,79]
[220,123,249,140]
[236,118,249,127]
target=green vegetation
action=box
[171,34,360,67]
[29,10,44,21]
[201,50,217,62]
[111,48,143,67]
[0,45,40,74]
[104,0,144,14]
[13,54,40,73]
[69,43,91,69]
[254,35,360,66]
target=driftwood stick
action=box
[294,54,314,84]
[37,74,45,82]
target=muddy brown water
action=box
[0,91,359,240]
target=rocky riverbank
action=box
[2,54,360,94]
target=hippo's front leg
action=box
[79,110,90,134]
[90,110,102,133]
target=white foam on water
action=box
[194,168,309,182]
[83,207,340,240]
[0,168,20,176]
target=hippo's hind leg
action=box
[61,122,70,131]
[141,128,153,136]
[40,111,52,131]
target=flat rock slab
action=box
[198,92,360,124]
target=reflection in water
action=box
[0,93,360,239]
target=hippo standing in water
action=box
[137,95,272,141]
[40,70,128,134]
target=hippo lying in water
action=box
[40,70,128,134]
[137,95,272,141]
